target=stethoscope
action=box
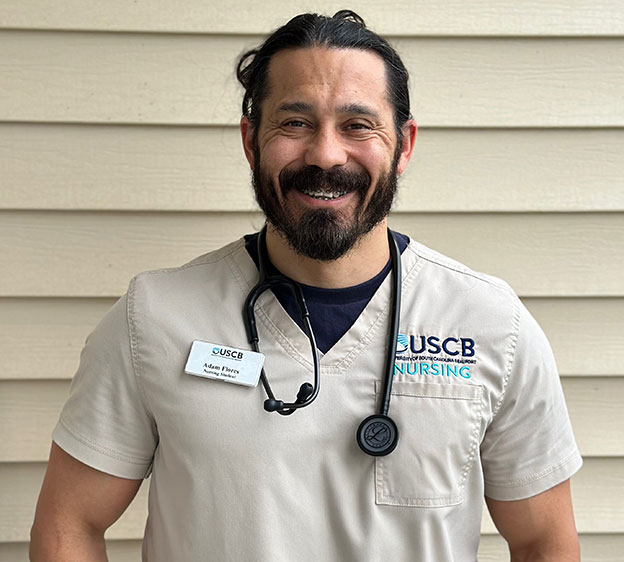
[243,226,402,456]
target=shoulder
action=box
[400,239,527,389]
[124,237,254,332]
[405,238,520,310]
[406,243,550,358]
[133,237,246,281]
[129,237,249,297]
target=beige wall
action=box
[1,1,623,560]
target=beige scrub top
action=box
[53,237,582,562]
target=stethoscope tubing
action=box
[379,228,402,416]
[243,227,321,415]
[243,225,402,448]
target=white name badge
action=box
[184,340,264,387]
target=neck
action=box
[264,221,391,289]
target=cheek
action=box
[260,137,302,170]
[257,143,299,201]
[355,144,392,182]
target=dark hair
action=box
[236,10,411,137]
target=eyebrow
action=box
[277,102,314,114]
[276,102,380,119]
[336,103,380,119]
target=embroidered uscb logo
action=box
[394,333,477,379]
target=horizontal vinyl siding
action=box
[2,124,624,212]
[2,32,624,127]
[478,534,624,562]
[2,211,622,297]
[1,0,623,35]
[2,4,622,560]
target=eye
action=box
[283,120,309,128]
[345,122,372,131]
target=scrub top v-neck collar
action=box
[229,235,423,374]
[243,232,409,354]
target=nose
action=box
[304,126,348,170]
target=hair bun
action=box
[332,10,366,28]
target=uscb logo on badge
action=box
[185,341,264,387]
[394,333,477,379]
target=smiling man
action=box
[31,11,582,562]
[243,46,407,271]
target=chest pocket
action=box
[375,381,483,507]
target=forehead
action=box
[263,47,391,116]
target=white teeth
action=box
[302,189,347,200]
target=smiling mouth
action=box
[301,188,348,200]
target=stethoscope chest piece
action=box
[356,414,399,456]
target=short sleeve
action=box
[481,301,582,500]
[52,292,158,479]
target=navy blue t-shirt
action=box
[244,232,409,353]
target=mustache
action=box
[278,166,371,195]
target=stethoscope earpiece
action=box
[296,382,314,403]
[263,382,312,414]
[264,399,285,412]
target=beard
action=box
[252,146,400,262]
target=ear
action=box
[240,116,256,169]
[396,119,417,175]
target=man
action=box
[31,11,582,561]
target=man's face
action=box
[243,47,411,261]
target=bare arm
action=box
[485,479,580,562]
[30,442,143,561]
